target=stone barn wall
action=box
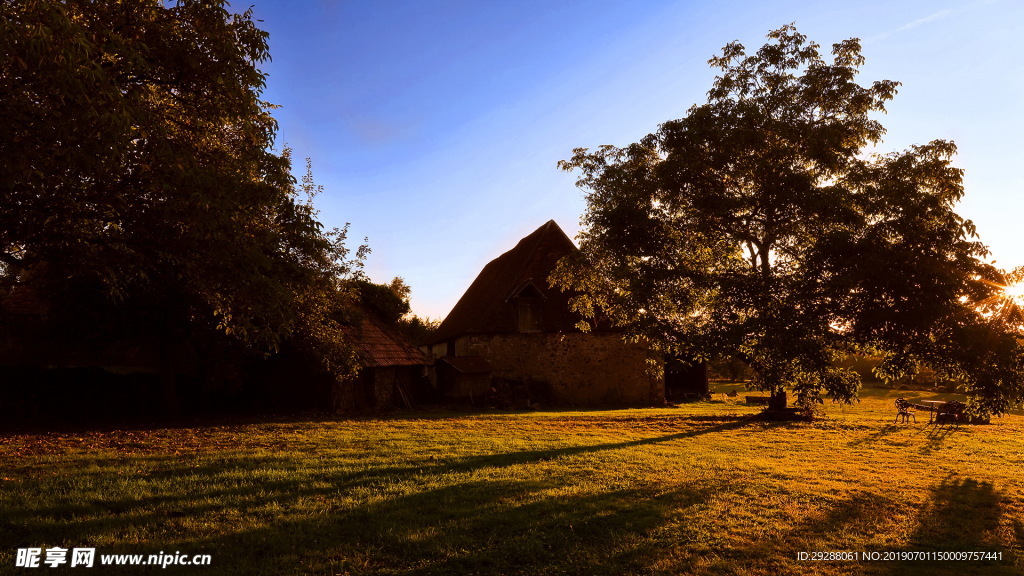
[455,332,662,405]
[332,366,421,412]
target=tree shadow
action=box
[10,462,713,575]
[429,416,767,472]
[871,476,1014,576]
[0,415,771,574]
[0,405,754,435]
[724,477,1019,576]
[743,491,906,572]
[5,425,1017,575]
[193,479,722,576]
[912,477,1004,541]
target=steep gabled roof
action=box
[428,220,582,344]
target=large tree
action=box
[0,1,364,394]
[553,25,1024,414]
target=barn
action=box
[424,220,706,406]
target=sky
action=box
[249,0,1024,319]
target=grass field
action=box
[1,384,1022,575]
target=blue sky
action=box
[250,0,1024,318]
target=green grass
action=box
[1,387,1022,575]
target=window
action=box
[516,297,542,332]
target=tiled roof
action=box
[427,220,583,344]
[350,312,428,369]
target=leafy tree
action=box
[376,277,440,344]
[356,277,413,324]
[396,315,440,346]
[282,157,369,382]
[553,25,1023,413]
[353,277,439,344]
[0,1,366,399]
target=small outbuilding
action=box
[337,311,430,411]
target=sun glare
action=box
[1002,281,1024,305]
[976,268,1024,325]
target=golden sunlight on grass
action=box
[1,390,1022,575]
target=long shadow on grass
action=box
[737,491,903,573]
[5,415,760,509]
[870,476,1016,576]
[771,477,1013,576]
[917,423,959,454]
[189,478,722,576]
[848,424,905,446]
[429,416,766,472]
[0,416,766,563]
[849,419,960,453]
[721,477,1017,575]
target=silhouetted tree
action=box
[553,25,1023,414]
[357,278,412,324]
[0,1,366,404]
[354,277,438,344]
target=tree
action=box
[0,1,365,400]
[552,25,1024,414]
[352,277,439,344]
[356,277,413,324]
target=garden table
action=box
[919,400,946,423]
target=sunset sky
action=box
[251,0,1023,319]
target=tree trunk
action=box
[159,337,180,418]
[768,389,787,412]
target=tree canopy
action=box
[553,25,1024,414]
[353,277,438,345]
[1,1,365,389]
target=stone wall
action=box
[455,332,662,405]
[331,368,397,412]
[332,366,428,412]
[371,367,400,409]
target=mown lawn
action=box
[1,386,1021,575]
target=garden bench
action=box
[894,398,916,423]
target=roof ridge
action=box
[505,221,555,299]
[427,220,578,345]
